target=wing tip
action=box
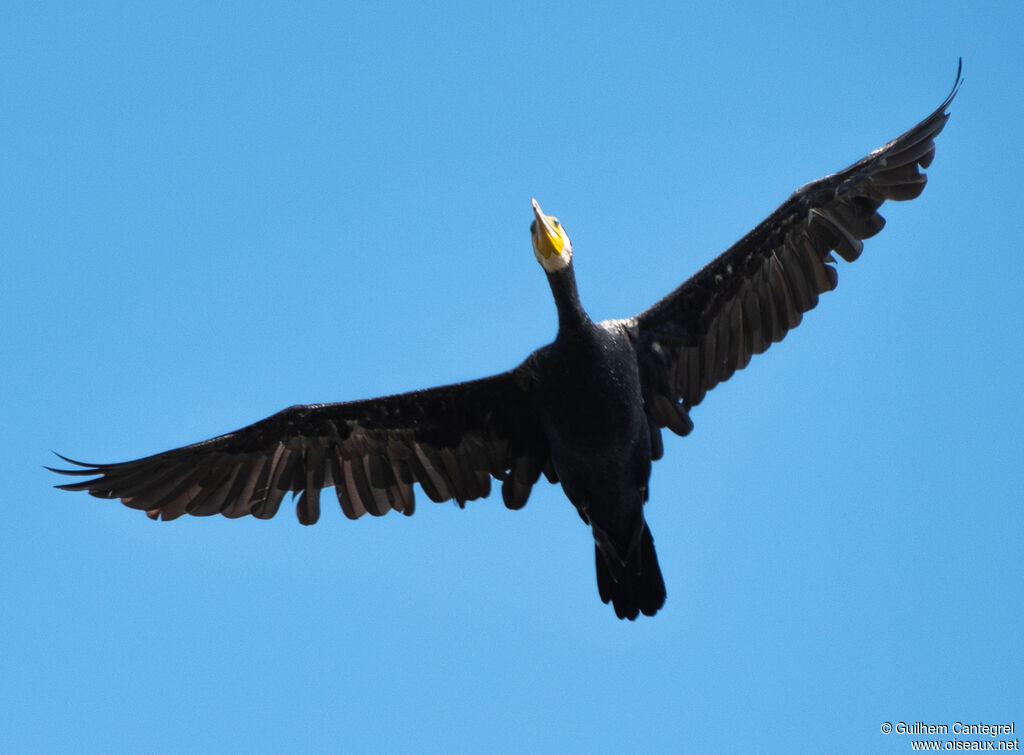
[47,450,102,473]
[946,57,964,111]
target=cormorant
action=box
[51,65,961,620]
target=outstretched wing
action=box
[623,63,961,439]
[51,367,551,524]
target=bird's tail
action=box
[595,523,666,620]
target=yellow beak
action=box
[531,198,566,259]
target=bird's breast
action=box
[534,323,648,461]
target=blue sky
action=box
[3,2,1021,753]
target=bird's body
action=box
[52,65,961,620]
[530,310,664,618]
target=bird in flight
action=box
[52,64,961,620]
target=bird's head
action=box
[530,198,573,273]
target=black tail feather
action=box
[595,524,666,620]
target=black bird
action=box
[52,66,961,619]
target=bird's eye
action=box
[529,221,537,234]
[553,219,560,228]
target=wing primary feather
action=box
[438,447,467,505]
[296,486,321,525]
[102,462,190,507]
[47,452,102,474]
[729,294,750,371]
[389,459,415,515]
[768,254,801,331]
[256,482,288,520]
[250,442,286,519]
[340,458,368,518]
[741,282,767,357]
[297,443,323,525]
[778,245,817,312]
[825,198,885,241]
[61,459,175,498]
[502,457,536,510]
[412,442,454,503]
[808,208,864,263]
[513,453,542,486]
[363,455,396,515]
[683,346,704,407]
[714,301,733,383]
[652,394,694,436]
[700,319,718,392]
[327,451,358,519]
[344,456,376,516]
[224,456,268,518]
[137,467,208,513]
[153,485,193,521]
[798,236,839,294]
[146,482,203,521]
[875,138,937,170]
[272,445,303,495]
[188,461,245,516]
[754,264,783,344]
[177,458,233,516]
[365,453,392,489]
[406,447,443,503]
[255,446,293,519]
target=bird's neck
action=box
[547,264,592,335]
